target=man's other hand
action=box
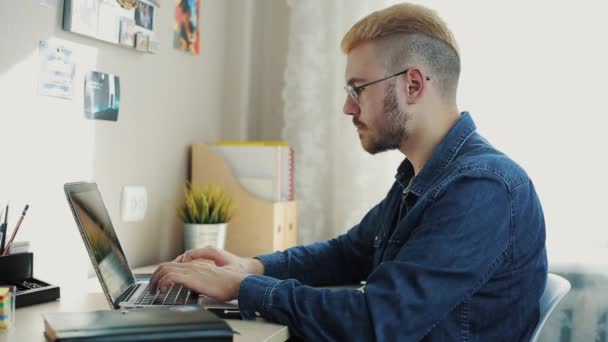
[172,246,264,275]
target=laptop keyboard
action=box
[128,283,198,305]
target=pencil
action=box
[0,204,7,254]
[2,204,29,256]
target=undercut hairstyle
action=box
[341,3,461,98]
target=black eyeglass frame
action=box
[344,68,431,103]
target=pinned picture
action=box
[135,32,149,51]
[134,0,154,31]
[84,71,120,122]
[119,17,136,47]
[37,41,76,99]
[174,0,200,55]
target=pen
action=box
[0,204,7,254]
[2,204,28,256]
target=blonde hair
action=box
[341,3,461,96]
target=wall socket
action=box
[121,186,147,222]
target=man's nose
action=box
[343,95,360,117]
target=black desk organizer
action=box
[0,252,60,307]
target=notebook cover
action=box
[43,306,233,341]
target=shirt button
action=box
[255,311,261,317]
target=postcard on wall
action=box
[37,41,76,99]
[84,71,120,121]
[135,32,149,51]
[119,17,136,47]
[135,0,155,31]
[174,0,200,55]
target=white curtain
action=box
[282,0,404,245]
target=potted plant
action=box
[177,182,237,251]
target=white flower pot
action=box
[183,223,228,251]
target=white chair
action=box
[530,273,571,342]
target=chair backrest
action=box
[529,273,571,342]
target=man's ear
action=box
[403,67,426,104]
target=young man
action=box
[150,3,547,340]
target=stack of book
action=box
[211,141,295,202]
[0,287,13,330]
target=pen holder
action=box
[0,252,60,307]
[0,252,33,281]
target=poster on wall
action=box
[37,41,76,99]
[84,71,121,121]
[174,0,200,55]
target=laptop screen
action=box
[65,182,136,306]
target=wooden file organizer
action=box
[191,144,297,257]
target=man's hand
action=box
[149,261,247,302]
[173,246,264,275]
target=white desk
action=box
[0,265,289,342]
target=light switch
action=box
[121,186,147,222]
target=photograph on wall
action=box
[37,41,76,99]
[174,0,200,55]
[135,32,149,51]
[134,0,154,31]
[84,71,121,122]
[119,17,136,47]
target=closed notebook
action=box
[43,306,234,341]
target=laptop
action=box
[64,182,240,317]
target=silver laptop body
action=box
[64,181,201,309]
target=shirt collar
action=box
[395,112,477,196]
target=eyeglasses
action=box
[344,68,431,104]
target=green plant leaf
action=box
[177,181,237,224]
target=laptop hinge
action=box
[115,283,139,307]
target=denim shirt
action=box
[238,112,548,341]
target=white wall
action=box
[247,0,290,140]
[426,0,608,264]
[0,0,231,286]
[221,0,290,141]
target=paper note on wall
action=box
[37,41,76,99]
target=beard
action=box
[364,82,409,154]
